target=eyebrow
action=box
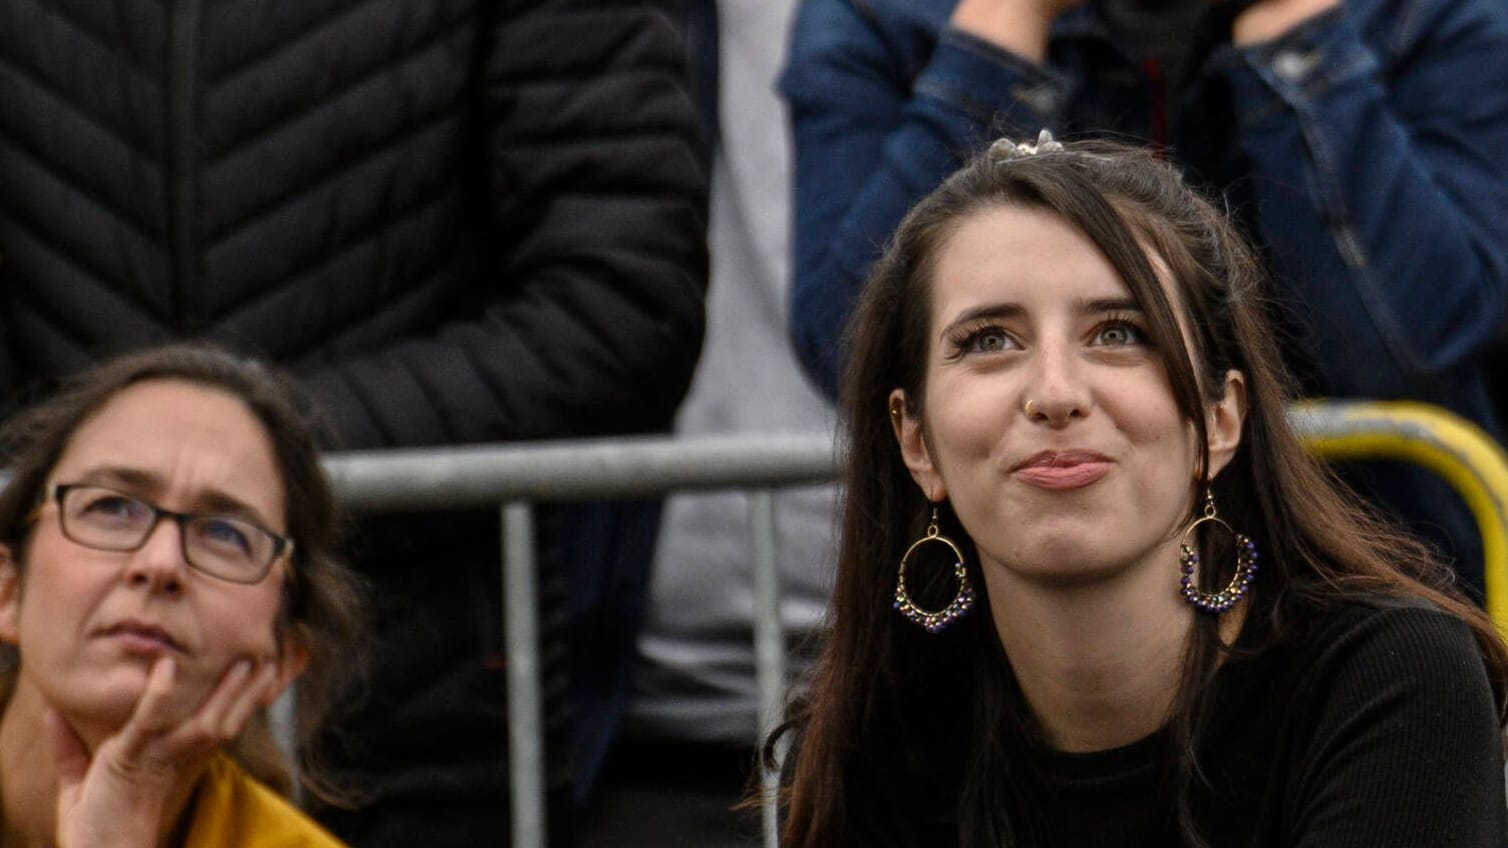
[938,296,1144,340]
[1079,296,1142,315]
[67,466,276,528]
[939,303,1025,340]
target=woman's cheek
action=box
[187,621,277,693]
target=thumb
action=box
[45,710,89,789]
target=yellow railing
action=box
[1290,400,1508,633]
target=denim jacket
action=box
[780,0,1508,588]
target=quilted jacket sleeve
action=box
[301,0,708,450]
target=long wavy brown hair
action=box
[0,343,367,805]
[773,138,1508,846]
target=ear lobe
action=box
[889,389,947,503]
[1204,369,1248,481]
[0,545,20,645]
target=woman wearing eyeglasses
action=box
[0,344,364,847]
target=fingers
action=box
[114,657,183,762]
[115,655,279,767]
[168,657,278,756]
[198,658,278,742]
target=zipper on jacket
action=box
[167,0,202,326]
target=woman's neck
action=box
[983,545,1205,753]
[1,682,60,848]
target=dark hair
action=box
[0,343,366,805]
[774,138,1508,846]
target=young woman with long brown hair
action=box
[775,135,1508,846]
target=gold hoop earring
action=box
[1178,489,1258,614]
[894,506,974,633]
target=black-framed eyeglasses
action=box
[49,483,294,585]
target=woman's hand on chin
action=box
[48,655,280,848]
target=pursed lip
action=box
[95,619,189,655]
[1010,449,1114,490]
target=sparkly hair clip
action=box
[988,128,1065,161]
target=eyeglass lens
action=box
[58,485,277,582]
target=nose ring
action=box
[1024,399,1039,417]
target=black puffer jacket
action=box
[0,0,707,449]
[0,3,706,844]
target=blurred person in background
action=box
[779,0,1508,596]
[0,2,708,845]
[579,0,835,844]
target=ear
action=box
[1203,369,1248,482]
[0,545,20,646]
[262,630,310,707]
[889,389,948,503]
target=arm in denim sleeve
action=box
[1221,0,1508,405]
[779,0,1069,397]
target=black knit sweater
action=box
[847,598,1507,846]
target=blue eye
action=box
[960,326,1016,354]
[1093,322,1146,347]
[193,518,255,556]
[77,492,151,526]
[974,329,1008,352]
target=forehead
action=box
[927,204,1194,331]
[50,379,285,523]
[929,205,1128,316]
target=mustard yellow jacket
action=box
[183,756,343,848]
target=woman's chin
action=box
[56,659,230,733]
[41,670,151,737]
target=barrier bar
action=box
[326,433,837,510]
[502,502,546,848]
[747,489,784,848]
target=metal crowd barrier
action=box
[325,433,836,848]
[320,402,1508,848]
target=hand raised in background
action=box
[1232,0,1341,44]
[951,0,1344,58]
[950,0,1089,63]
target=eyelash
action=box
[943,314,1152,359]
[944,323,1016,359]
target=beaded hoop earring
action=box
[1178,489,1259,614]
[894,506,975,633]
